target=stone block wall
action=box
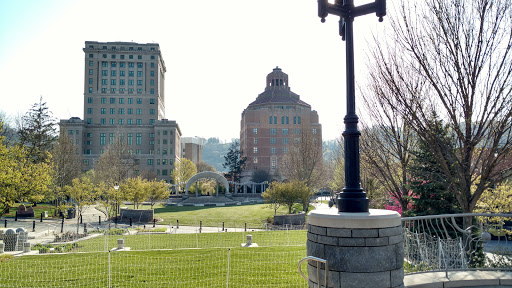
[120,209,154,223]
[307,223,404,288]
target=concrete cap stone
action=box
[307,209,401,229]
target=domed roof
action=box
[248,67,310,108]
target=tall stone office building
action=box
[60,41,181,183]
[240,67,322,181]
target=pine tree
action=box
[18,96,57,163]
[408,117,461,216]
[223,140,247,183]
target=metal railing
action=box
[298,256,328,287]
[401,213,512,276]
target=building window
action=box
[149,109,155,115]
[151,71,155,76]
[110,98,115,104]
[111,79,116,85]
[109,133,114,145]
[110,119,115,124]
[254,138,258,144]
[137,62,143,68]
[102,70,108,76]
[111,70,116,76]
[87,108,93,114]
[101,88,107,93]
[102,79,108,85]
[87,118,92,124]
[298,116,301,124]
[89,54,93,58]
[88,87,93,93]
[282,128,289,135]
[136,109,142,115]
[312,128,317,135]
[136,119,142,125]
[87,97,93,103]
[129,62,134,68]
[137,71,143,77]
[102,61,108,67]
[109,108,115,114]
[118,108,124,114]
[89,69,93,75]
[282,147,288,154]
[270,128,277,135]
[120,62,125,68]
[293,116,296,124]
[89,78,93,84]
[111,61,117,67]
[119,98,124,104]
[137,80,143,86]
[127,119,133,125]
[119,119,124,125]
[270,137,277,144]
[137,88,143,93]
[137,98,142,104]
[128,80,134,86]
[128,108,133,114]
[294,128,301,135]
[282,138,289,144]
[253,157,258,164]
[138,55,142,60]
[253,128,258,135]
[128,98,133,104]
[253,147,258,154]
[100,133,106,145]
[271,147,277,154]
[101,98,107,104]
[150,88,154,94]
[120,71,125,76]
[147,159,153,165]
[150,79,154,86]
[129,55,133,59]
[151,62,155,68]
[101,108,106,114]
[271,158,277,169]
[89,61,93,66]
[127,133,133,145]
[120,79,125,86]
[136,149,141,154]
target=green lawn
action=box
[0,247,308,287]
[70,230,307,252]
[152,203,312,229]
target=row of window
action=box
[254,137,290,145]
[86,118,156,125]
[88,45,156,52]
[87,97,154,104]
[89,87,154,94]
[87,108,155,115]
[88,69,156,77]
[252,157,279,169]
[89,61,156,69]
[88,53,157,60]
[269,116,301,125]
[251,128,318,135]
[252,147,290,154]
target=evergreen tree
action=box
[223,140,247,183]
[18,96,57,163]
[408,117,461,216]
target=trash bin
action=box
[67,208,76,219]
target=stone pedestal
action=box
[0,240,4,253]
[307,209,403,288]
[23,242,31,253]
[117,239,124,250]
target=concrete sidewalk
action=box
[405,270,512,287]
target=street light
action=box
[318,0,386,213]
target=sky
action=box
[0,0,386,142]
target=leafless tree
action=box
[280,125,324,189]
[368,0,512,226]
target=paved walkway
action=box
[405,270,512,287]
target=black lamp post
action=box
[318,0,386,212]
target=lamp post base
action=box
[337,192,369,213]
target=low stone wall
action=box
[273,214,306,226]
[120,208,154,223]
